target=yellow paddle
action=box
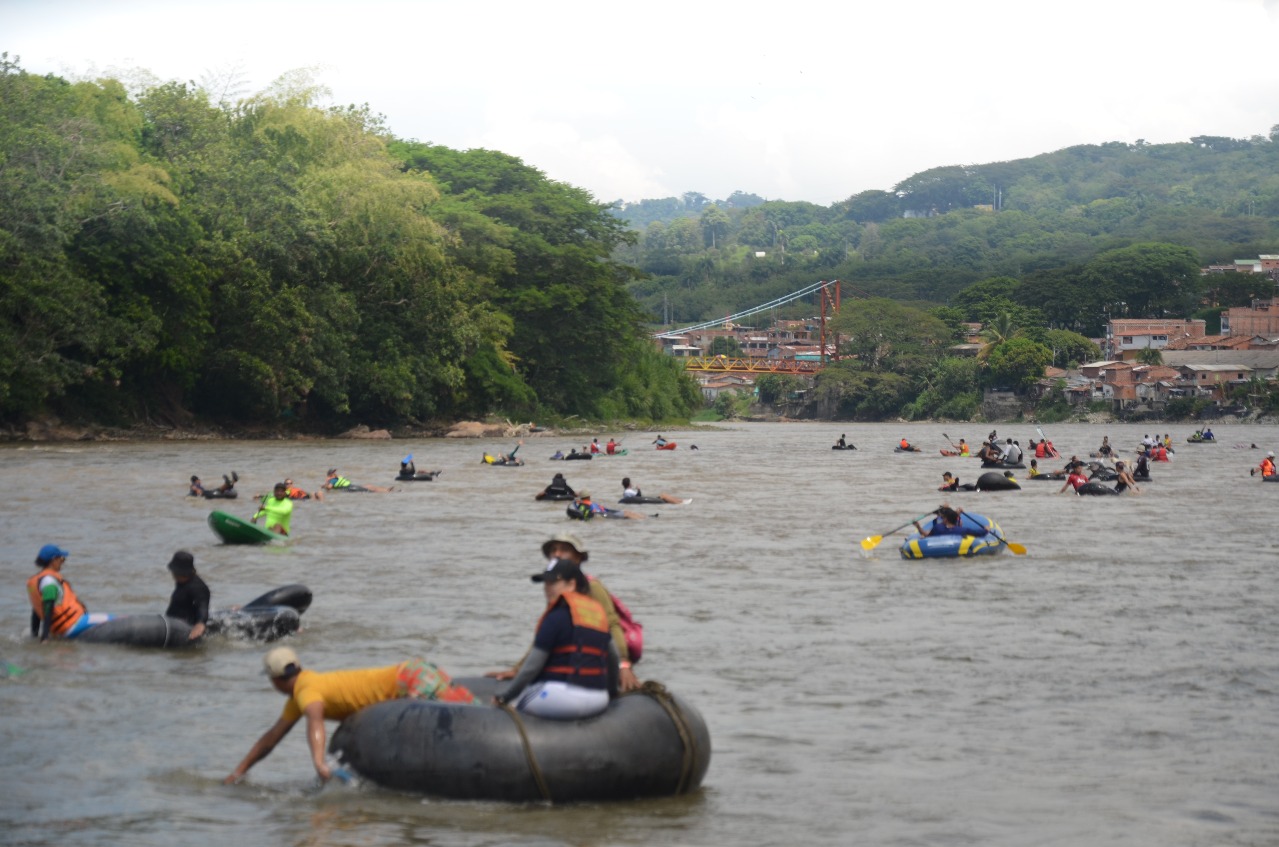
[959,511,1027,555]
[860,512,936,551]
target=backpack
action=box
[588,577,643,663]
[608,590,643,664]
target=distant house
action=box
[1105,319,1205,360]
[1221,297,1279,337]
[697,373,755,401]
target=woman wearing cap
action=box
[488,533,641,693]
[164,551,209,640]
[492,553,620,719]
[225,647,474,784]
[27,545,115,641]
[252,483,295,535]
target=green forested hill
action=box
[616,133,1279,334]
[0,58,698,429]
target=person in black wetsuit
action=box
[165,551,209,641]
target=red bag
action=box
[609,591,643,663]
[589,576,643,663]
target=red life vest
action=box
[27,568,87,636]
[1035,442,1047,458]
[536,592,611,688]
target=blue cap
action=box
[403,454,413,463]
[37,544,69,563]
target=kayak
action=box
[900,513,1007,559]
[655,442,677,450]
[598,449,629,457]
[329,676,710,803]
[939,449,968,457]
[207,510,279,544]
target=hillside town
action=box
[658,255,1279,414]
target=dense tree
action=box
[1082,242,1204,318]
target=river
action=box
[1,421,1277,847]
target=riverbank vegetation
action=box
[0,56,699,431]
[4,54,1276,430]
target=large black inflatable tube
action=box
[620,495,665,504]
[535,491,575,501]
[201,489,239,500]
[75,615,197,648]
[975,471,1020,491]
[396,472,438,481]
[330,677,710,803]
[73,584,311,648]
[1076,481,1120,496]
[980,461,1026,469]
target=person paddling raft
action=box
[912,506,987,538]
[252,483,294,536]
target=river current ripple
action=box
[1,421,1277,847]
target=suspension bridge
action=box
[652,279,864,374]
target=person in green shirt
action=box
[252,482,294,535]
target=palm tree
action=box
[977,312,1021,362]
[1134,347,1163,365]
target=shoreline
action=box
[5,410,1274,444]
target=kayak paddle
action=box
[861,512,936,551]
[959,511,1026,555]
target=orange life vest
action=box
[536,591,611,687]
[1261,458,1275,477]
[27,568,86,636]
[900,439,910,449]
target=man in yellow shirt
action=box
[224,647,473,784]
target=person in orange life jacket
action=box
[589,438,602,454]
[281,477,323,501]
[605,437,619,454]
[165,551,209,640]
[224,647,474,785]
[1252,451,1276,477]
[488,532,641,693]
[899,437,913,450]
[28,544,115,642]
[491,557,620,718]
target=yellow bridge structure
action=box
[680,356,825,375]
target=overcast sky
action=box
[6,0,1279,206]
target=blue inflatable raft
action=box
[899,513,1007,559]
